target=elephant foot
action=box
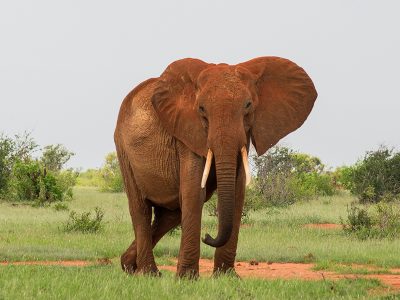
[213,268,240,278]
[213,263,241,278]
[136,264,161,277]
[121,251,137,274]
[177,265,199,279]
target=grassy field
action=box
[0,265,384,300]
[1,187,400,298]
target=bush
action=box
[253,146,336,207]
[0,132,39,197]
[331,166,354,190]
[341,202,400,239]
[341,204,373,240]
[343,146,400,203]
[298,172,336,197]
[0,132,77,204]
[0,135,14,195]
[9,160,43,201]
[62,207,105,233]
[99,152,124,193]
[9,159,77,204]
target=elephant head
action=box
[152,57,317,247]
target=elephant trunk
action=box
[202,150,237,248]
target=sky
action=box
[1,1,399,170]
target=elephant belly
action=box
[132,156,180,210]
[128,128,180,210]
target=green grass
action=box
[2,187,400,298]
[231,194,400,267]
[0,264,385,300]
[0,188,131,261]
[312,261,400,276]
[2,188,400,267]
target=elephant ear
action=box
[151,58,212,158]
[238,57,317,156]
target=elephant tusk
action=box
[201,149,213,189]
[241,146,251,186]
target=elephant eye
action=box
[244,100,252,109]
[199,105,206,113]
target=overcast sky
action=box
[1,1,399,170]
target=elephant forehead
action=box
[199,66,239,85]
[199,83,251,103]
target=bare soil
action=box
[2,258,400,290]
[160,259,400,290]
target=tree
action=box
[348,146,400,203]
[41,144,74,172]
[0,132,38,195]
[0,134,15,194]
[0,132,77,203]
[100,152,124,192]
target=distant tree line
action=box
[2,131,399,208]
[77,152,123,193]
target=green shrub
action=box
[99,152,124,193]
[56,169,78,200]
[332,166,354,190]
[0,132,77,204]
[9,160,42,201]
[298,172,336,197]
[0,135,14,195]
[341,204,372,240]
[374,202,400,238]
[344,146,400,203]
[253,146,336,207]
[63,207,105,233]
[341,202,400,240]
[0,132,39,197]
[9,159,77,204]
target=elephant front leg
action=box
[177,148,204,279]
[213,167,245,276]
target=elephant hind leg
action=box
[151,206,181,245]
[121,206,181,274]
[116,142,157,274]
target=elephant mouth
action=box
[201,146,251,189]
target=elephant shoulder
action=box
[115,78,167,146]
[116,78,158,125]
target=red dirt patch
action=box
[2,258,400,290]
[303,223,342,229]
[160,259,400,290]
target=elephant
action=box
[114,56,317,278]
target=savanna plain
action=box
[1,187,400,299]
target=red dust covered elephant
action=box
[114,56,317,278]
